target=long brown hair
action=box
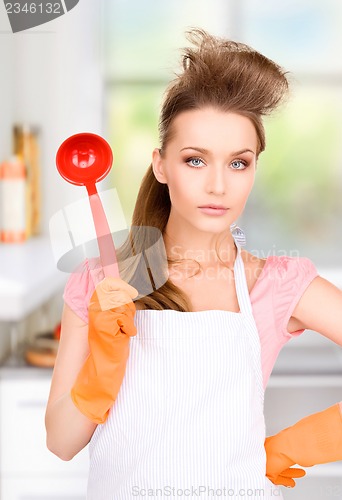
[116,28,290,311]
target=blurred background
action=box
[0,0,341,499]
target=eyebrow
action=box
[180,146,256,156]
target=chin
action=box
[193,221,232,234]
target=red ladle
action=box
[56,132,120,278]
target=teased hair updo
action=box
[159,28,290,157]
[118,28,291,311]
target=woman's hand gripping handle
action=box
[70,277,139,424]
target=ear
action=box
[152,148,168,185]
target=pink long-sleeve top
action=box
[63,254,333,392]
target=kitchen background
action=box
[0,0,342,499]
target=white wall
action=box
[1,0,107,236]
[0,11,14,162]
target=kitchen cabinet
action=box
[0,478,87,500]
[0,365,89,500]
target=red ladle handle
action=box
[86,183,120,279]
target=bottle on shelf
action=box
[13,124,41,238]
[0,155,27,243]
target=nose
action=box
[205,165,226,195]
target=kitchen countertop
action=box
[0,236,68,322]
[272,344,342,375]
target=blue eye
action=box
[186,157,204,168]
[231,160,248,170]
[186,157,248,170]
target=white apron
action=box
[87,238,283,499]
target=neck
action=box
[163,227,237,268]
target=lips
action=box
[199,205,228,210]
[198,206,228,216]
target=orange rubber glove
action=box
[70,277,139,424]
[265,403,342,487]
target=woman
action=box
[45,28,342,499]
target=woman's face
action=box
[152,107,258,236]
